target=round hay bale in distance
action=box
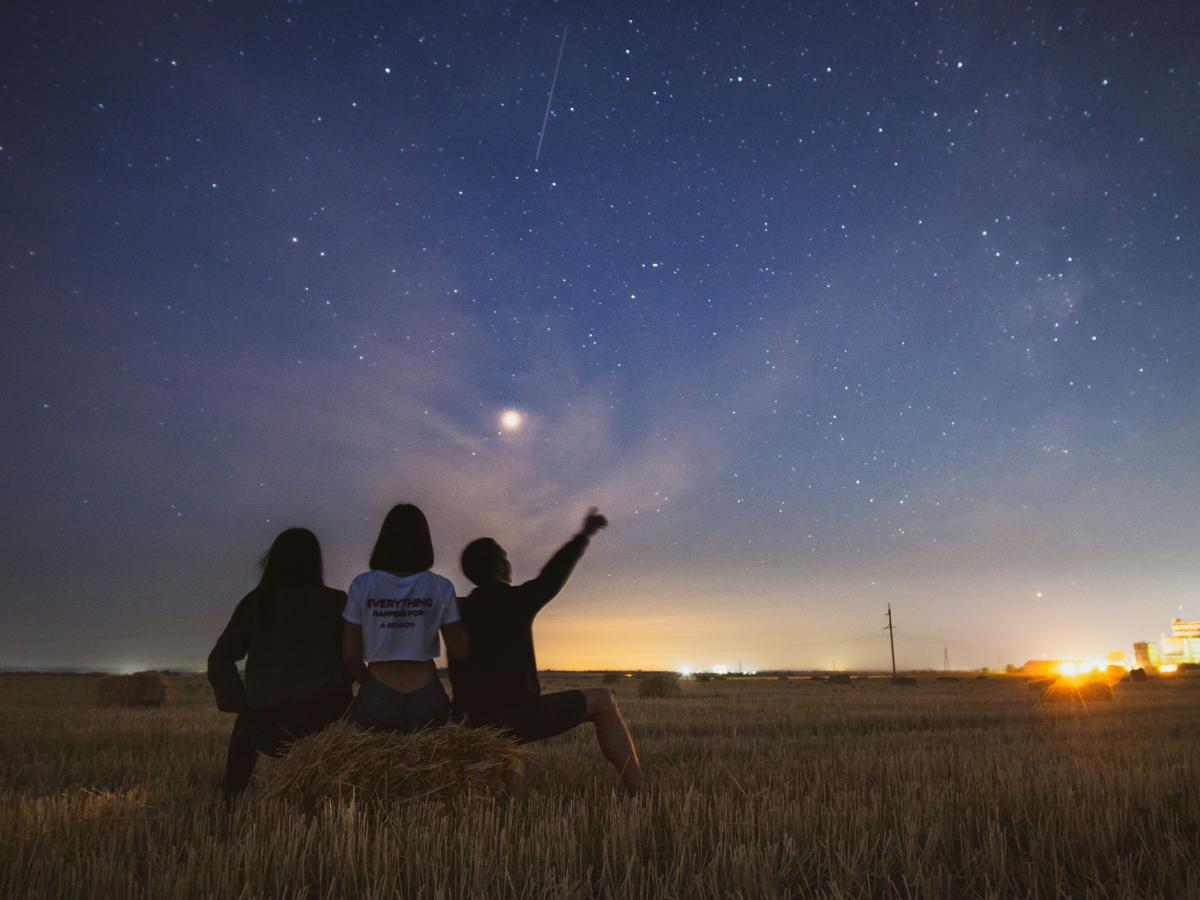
[96,671,168,707]
[637,673,683,698]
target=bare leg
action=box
[581,688,643,794]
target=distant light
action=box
[679,665,694,678]
[1159,664,1178,674]
[499,409,523,432]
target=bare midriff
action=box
[367,658,437,693]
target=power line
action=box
[885,603,897,677]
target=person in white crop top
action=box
[342,503,469,732]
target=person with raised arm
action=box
[342,503,469,732]
[450,508,643,794]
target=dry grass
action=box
[1041,678,1115,703]
[259,720,524,806]
[1,671,1198,899]
[96,671,168,707]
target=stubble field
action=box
[1,671,1197,899]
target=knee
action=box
[583,687,616,717]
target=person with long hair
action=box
[342,503,468,731]
[208,527,351,795]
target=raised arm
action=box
[518,508,608,614]
[207,593,254,713]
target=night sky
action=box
[3,2,1197,672]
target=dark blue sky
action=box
[2,1,1197,671]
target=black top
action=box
[450,535,589,712]
[207,584,350,713]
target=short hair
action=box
[369,504,435,574]
[461,537,502,586]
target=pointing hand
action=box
[581,507,608,537]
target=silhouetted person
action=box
[208,528,351,795]
[342,503,469,731]
[450,508,643,794]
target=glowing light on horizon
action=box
[1159,663,1178,674]
[1058,658,1132,680]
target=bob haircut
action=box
[258,527,325,591]
[369,503,435,574]
[461,537,503,586]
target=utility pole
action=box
[886,604,897,677]
[944,645,950,672]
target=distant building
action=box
[1133,641,1158,669]
[1134,618,1200,669]
[1171,618,1200,639]
[1159,618,1200,666]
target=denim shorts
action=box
[350,675,451,733]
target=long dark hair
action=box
[369,504,435,574]
[251,527,325,630]
[258,527,325,590]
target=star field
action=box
[1,2,1197,671]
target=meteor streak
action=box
[535,25,568,161]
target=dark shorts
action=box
[222,691,351,795]
[350,675,451,733]
[467,690,588,743]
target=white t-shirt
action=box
[343,570,461,663]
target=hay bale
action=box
[827,673,852,685]
[1128,667,1148,683]
[1028,677,1058,692]
[96,672,167,707]
[601,672,623,685]
[1041,679,1114,703]
[891,676,918,686]
[638,673,683,698]
[259,721,524,806]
